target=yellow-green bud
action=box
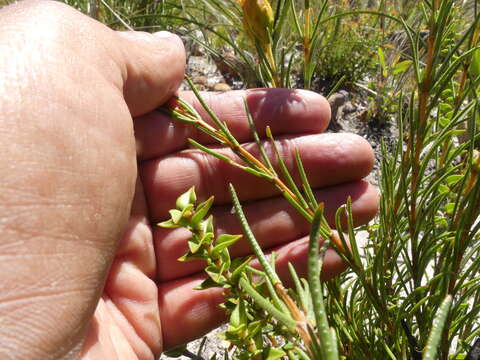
[239,0,274,47]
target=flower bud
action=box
[239,0,274,47]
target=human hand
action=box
[0,1,378,359]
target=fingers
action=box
[154,180,378,281]
[141,133,374,221]
[159,237,344,350]
[116,31,186,117]
[158,275,226,350]
[134,88,330,160]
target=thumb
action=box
[116,30,186,117]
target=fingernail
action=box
[153,31,175,38]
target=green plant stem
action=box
[424,295,452,360]
[265,44,280,88]
[166,89,350,256]
[229,184,280,285]
[449,161,480,296]
[406,6,440,336]
[229,184,313,347]
[309,205,338,360]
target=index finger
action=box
[134,88,331,161]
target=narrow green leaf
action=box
[308,204,338,360]
[446,175,463,186]
[217,233,242,244]
[334,205,352,260]
[163,344,187,358]
[200,215,214,235]
[423,295,453,360]
[445,202,455,215]
[229,184,281,285]
[393,60,413,75]
[169,209,183,224]
[288,263,311,320]
[295,148,318,211]
[200,232,215,247]
[326,75,346,99]
[407,294,431,317]
[383,340,397,360]
[178,251,205,263]
[282,190,314,222]
[186,77,237,145]
[212,234,242,257]
[301,278,315,324]
[188,139,235,164]
[264,347,286,360]
[196,276,223,290]
[243,166,275,180]
[289,0,303,37]
[205,264,227,284]
[230,299,246,329]
[438,184,450,194]
[191,196,215,227]
[345,197,362,267]
[247,320,263,341]
[188,239,202,254]
[264,274,290,315]
[264,127,309,210]
[378,47,387,76]
[244,99,275,173]
[156,219,179,229]
[470,48,480,78]
[246,265,266,278]
[239,277,296,330]
[293,346,311,360]
[231,256,253,282]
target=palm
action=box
[80,89,378,359]
[81,179,161,359]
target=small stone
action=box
[212,83,232,92]
[193,76,208,86]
